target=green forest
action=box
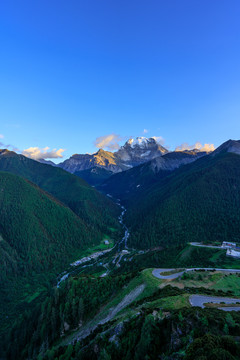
[126,153,240,249]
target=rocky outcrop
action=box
[58,149,125,173]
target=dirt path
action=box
[68,284,145,344]
[100,284,145,323]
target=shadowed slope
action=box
[0,150,119,233]
[126,152,240,248]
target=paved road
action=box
[186,268,240,273]
[219,307,240,311]
[189,295,240,311]
[190,242,223,249]
[152,268,185,279]
[152,268,240,280]
[152,269,240,312]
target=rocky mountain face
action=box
[150,149,207,173]
[58,137,168,174]
[211,139,240,156]
[58,149,125,173]
[115,137,168,167]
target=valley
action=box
[1,139,240,360]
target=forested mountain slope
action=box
[99,150,207,201]
[0,150,119,233]
[75,166,114,186]
[0,171,101,281]
[0,170,118,345]
[126,152,240,248]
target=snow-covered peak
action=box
[127,137,148,148]
[126,136,166,148]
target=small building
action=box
[221,241,236,249]
[104,240,110,245]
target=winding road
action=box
[189,295,240,311]
[152,268,240,280]
[152,268,240,312]
[152,268,185,279]
[190,242,223,249]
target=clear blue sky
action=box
[0,0,240,161]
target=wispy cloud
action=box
[22,147,65,160]
[0,134,4,139]
[175,142,215,152]
[0,140,65,160]
[152,136,165,146]
[0,140,20,152]
[94,134,123,151]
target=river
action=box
[57,198,130,286]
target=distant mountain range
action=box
[55,136,214,186]
[58,137,168,174]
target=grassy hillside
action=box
[0,150,119,233]
[126,152,240,248]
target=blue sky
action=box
[0,0,240,161]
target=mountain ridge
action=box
[58,137,168,174]
[212,139,240,156]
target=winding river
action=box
[57,199,130,286]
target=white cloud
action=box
[200,143,215,152]
[175,142,215,152]
[94,134,123,151]
[152,136,165,145]
[143,129,148,134]
[0,134,4,139]
[22,147,65,160]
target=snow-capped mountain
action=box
[58,137,168,174]
[116,137,168,166]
